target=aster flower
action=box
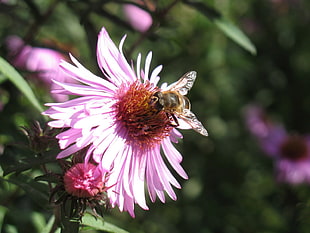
[43,27,207,216]
[244,105,286,156]
[5,35,74,102]
[244,105,310,184]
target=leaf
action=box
[4,224,18,233]
[41,216,61,233]
[5,151,57,175]
[35,173,61,184]
[1,147,57,176]
[183,0,257,55]
[214,18,257,55]
[0,73,8,84]
[31,212,47,232]
[0,56,44,112]
[1,173,49,206]
[81,213,129,233]
[0,165,3,177]
[0,206,8,232]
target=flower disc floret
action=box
[280,135,308,161]
[115,81,173,148]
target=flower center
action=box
[280,135,308,161]
[115,81,173,148]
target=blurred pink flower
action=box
[42,27,206,216]
[123,4,153,32]
[244,105,286,156]
[5,36,74,102]
[64,163,105,198]
[244,105,310,184]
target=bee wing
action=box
[166,71,197,95]
[178,109,208,136]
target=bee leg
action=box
[166,113,179,128]
[171,114,180,127]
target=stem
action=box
[23,0,60,44]
[49,205,61,233]
[126,0,181,56]
[40,161,53,192]
[160,0,180,16]
[60,201,80,233]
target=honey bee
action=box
[150,71,208,136]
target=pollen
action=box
[115,81,173,148]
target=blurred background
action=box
[1,0,310,232]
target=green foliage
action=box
[81,213,129,233]
[1,174,49,206]
[183,0,256,54]
[0,0,310,233]
[213,18,256,55]
[0,57,43,113]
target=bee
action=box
[150,71,208,136]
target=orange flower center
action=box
[115,81,173,149]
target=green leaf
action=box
[0,206,8,232]
[1,173,49,206]
[4,224,18,233]
[35,172,61,184]
[81,213,129,233]
[41,216,61,233]
[0,73,8,84]
[1,147,57,176]
[0,165,3,177]
[31,212,47,232]
[214,18,257,55]
[0,56,44,112]
[182,0,256,55]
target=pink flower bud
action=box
[123,4,153,32]
[64,163,104,198]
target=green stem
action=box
[60,201,80,233]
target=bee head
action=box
[149,91,164,111]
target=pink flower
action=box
[5,36,74,102]
[64,163,105,198]
[43,27,207,216]
[244,105,286,156]
[123,4,153,32]
[244,105,310,184]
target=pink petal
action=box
[96,27,137,86]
